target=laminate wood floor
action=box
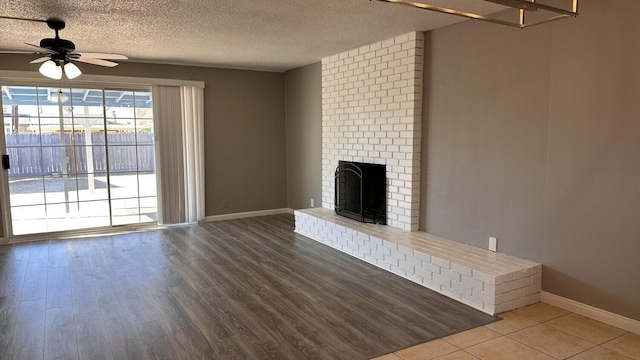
[0,214,497,359]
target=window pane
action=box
[106,132,136,145]
[134,91,153,114]
[7,146,43,177]
[39,127,72,146]
[139,196,157,223]
[40,146,74,176]
[135,121,154,144]
[5,132,41,147]
[74,145,107,175]
[71,88,104,117]
[11,205,47,235]
[138,173,156,198]
[45,203,79,232]
[77,174,110,202]
[108,145,138,173]
[111,198,140,225]
[44,175,79,204]
[77,200,111,225]
[136,145,155,174]
[9,176,45,206]
[109,173,139,199]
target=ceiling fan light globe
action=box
[39,60,62,80]
[64,62,82,79]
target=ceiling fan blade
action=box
[73,57,120,67]
[0,15,48,23]
[25,42,57,54]
[0,50,39,54]
[72,52,128,60]
[29,56,51,64]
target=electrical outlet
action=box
[489,237,497,252]
[310,198,315,207]
[223,200,229,209]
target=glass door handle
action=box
[2,154,9,170]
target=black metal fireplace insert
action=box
[335,161,386,225]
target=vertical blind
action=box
[182,86,205,223]
[152,85,205,225]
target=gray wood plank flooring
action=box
[0,214,497,359]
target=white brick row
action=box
[295,208,542,315]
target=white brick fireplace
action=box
[297,31,541,315]
[321,32,423,231]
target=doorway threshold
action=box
[5,222,166,244]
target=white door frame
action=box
[0,71,202,243]
[0,81,155,241]
[0,94,12,243]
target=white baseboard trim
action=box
[202,208,293,222]
[541,291,640,334]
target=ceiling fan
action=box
[0,16,127,80]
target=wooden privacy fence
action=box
[5,132,155,177]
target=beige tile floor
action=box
[373,303,640,360]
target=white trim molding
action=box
[541,291,640,334]
[202,208,293,222]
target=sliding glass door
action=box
[1,85,157,236]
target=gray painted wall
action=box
[422,15,552,271]
[543,0,640,320]
[0,55,287,229]
[2,0,638,321]
[423,0,640,321]
[284,63,322,210]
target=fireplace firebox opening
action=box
[335,161,386,225]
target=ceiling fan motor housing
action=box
[40,18,75,63]
[39,38,75,62]
[46,18,66,31]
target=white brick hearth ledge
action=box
[295,208,541,315]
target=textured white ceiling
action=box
[0,0,506,72]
